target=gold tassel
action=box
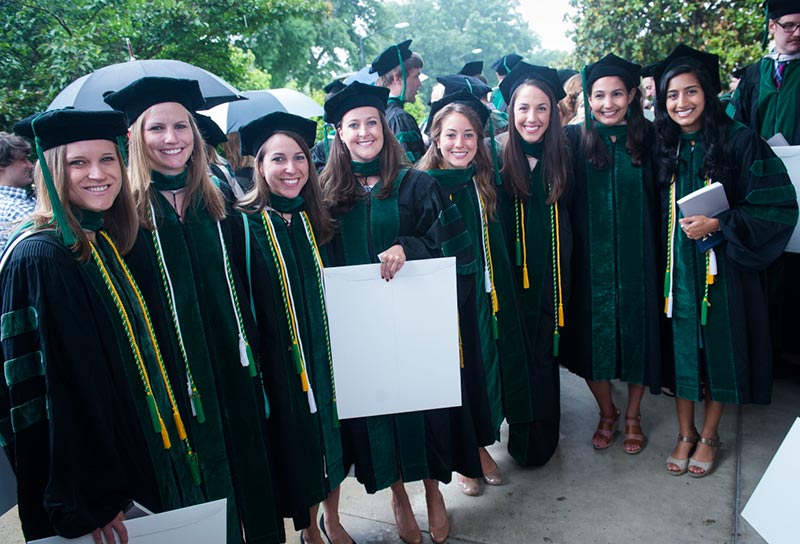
[491,289,499,313]
[159,417,171,449]
[173,411,187,441]
[558,303,565,327]
[300,371,310,392]
[522,265,530,289]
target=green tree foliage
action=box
[0,0,327,129]
[568,0,764,82]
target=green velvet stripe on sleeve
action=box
[10,395,48,433]
[1,307,38,340]
[4,351,44,387]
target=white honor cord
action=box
[666,192,676,319]
[215,220,251,369]
[709,248,717,277]
[474,180,492,293]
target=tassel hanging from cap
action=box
[31,116,76,246]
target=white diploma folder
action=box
[323,257,462,419]
[29,499,226,544]
[772,145,800,253]
[741,418,800,544]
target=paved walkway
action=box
[2,369,797,543]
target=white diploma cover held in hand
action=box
[324,257,462,419]
[770,145,800,253]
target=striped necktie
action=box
[775,61,788,89]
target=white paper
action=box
[30,499,226,544]
[323,257,462,419]
[0,452,15,516]
[741,418,800,544]
[772,145,800,253]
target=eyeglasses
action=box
[775,20,800,34]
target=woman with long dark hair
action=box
[496,62,572,468]
[654,45,797,477]
[560,54,661,454]
[320,82,484,544]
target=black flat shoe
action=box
[319,513,358,544]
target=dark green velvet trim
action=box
[427,167,474,188]
[1,307,38,341]
[441,230,471,257]
[595,124,627,137]
[4,351,44,386]
[745,185,796,205]
[521,141,543,158]
[680,131,702,141]
[10,395,48,433]
[757,58,800,142]
[72,208,104,231]
[0,416,11,447]
[438,204,461,227]
[742,204,800,225]
[268,194,305,213]
[395,130,422,144]
[750,157,788,177]
[151,169,188,191]
[351,158,380,176]
[367,412,428,490]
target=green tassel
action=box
[663,271,671,298]
[246,344,257,377]
[291,342,303,374]
[581,65,591,131]
[192,394,206,424]
[116,136,128,166]
[488,117,502,186]
[701,299,708,326]
[515,240,522,266]
[31,128,76,247]
[492,314,499,340]
[553,330,560,357]
[262,388,271,419]
[146,394,161,434]
[187,451,202,486]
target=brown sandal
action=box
[623,415,647,454]
[592,407,620,450]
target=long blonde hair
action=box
[31,144,138,261]
[127,103,226,226]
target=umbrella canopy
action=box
[48,59,244,111]
[202,89,323,133]
[344,65,379,86]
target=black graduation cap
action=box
[370,39,413,76]
[732,66,746,79]
[104,76,206,126]
[557,69,579,86]
[324,79,347,95]
[652,44,721,94]
[490,54,523,76]
[767,0,800,18]
[427,90,490,135]
[239,112,317,157]
[584,54,641,91]
[14,109,128,152]
[458,61,484,77]
[436,75,492,100]
[323,82,390,125]
[193,113,228,147]
[499,62,566,105]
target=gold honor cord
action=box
[664,178,676,317]
[261,209,317,413]
[298,212,340,427]
[147,201,204,422]
[98,231,201,485]
[474,181,500,340]
[701,177,717,326]
[548,194,564,357]
[515,196,530,289]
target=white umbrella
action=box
[201,89,323,133]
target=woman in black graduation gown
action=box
[104,77,283,543]
[320,82,485,544]
[236,112,353,544]
[419,91,531,495]
[560,54,661,454]
[496,62,572,467]
[0,109,204,542]
[654,45,797,477]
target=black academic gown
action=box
[125,191,284,544]
[659,123,798,404]
[0,231,204,541]
[386,98,425,163]
[327,168,486,492]
[560,124,662,390]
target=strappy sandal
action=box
[665,431,699,476]
[688,436,722,478]
[592,407,620,450]
[623,415,647,455]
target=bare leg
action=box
[300,503,324,544]
[391,481,421,544]
[623,383,647,453]
[666,397,698,472]
[320,486,354,543]
[586,379,619,448]
[688,391,724,475]
[423,479,449,543]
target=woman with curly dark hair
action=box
[654,45,797,478]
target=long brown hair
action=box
[127,103,226,226]
[501,79,569,205]
[418,102,497,219]
[237,130,334,243]
[320,110,408,210]
[32,143,138,261]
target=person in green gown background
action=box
[654,45,798,477]
[560,54,662,454]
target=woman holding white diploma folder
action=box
[654,45,798,478]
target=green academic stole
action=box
[757,58,800,142]
[670,137,736,402]
[586,129,646,381]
